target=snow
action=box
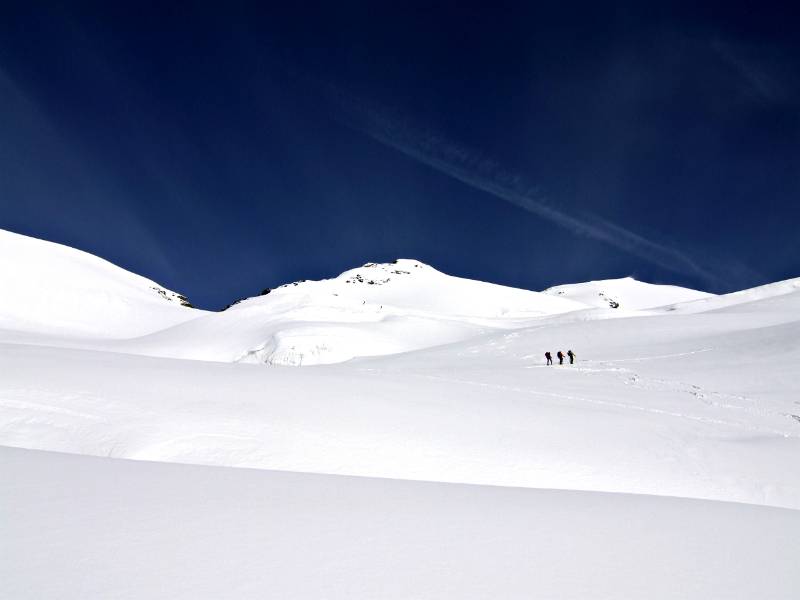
[661,275,800,315]
[2,286,799,508]
[544,276,713,310]
[3,446,799,600]
[0,229,203,337]
[111,259,592,365]
[2,228,800,597]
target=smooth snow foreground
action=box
[4,446,800,600]
[2,228,800,597]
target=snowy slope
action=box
[2,230,800,597]
[2,277,799,508]
[1,232,800,508]
[0,228,203,337]
[4,446,799,600]
[0,229,720,366]
[111,260,591,365]
[662,276,800,315]
[544,276,713,310]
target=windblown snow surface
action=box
[1,229,799,599]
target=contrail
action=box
[324,88,724,285]
[266,60,758,289]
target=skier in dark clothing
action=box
[545,351,552,365]
[567,350,575,365]
[557,350,564,365]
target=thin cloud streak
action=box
[711,39,784,104]
[327,87,727,286]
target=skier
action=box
[567,349,575,365]
[545,351,552,365]
[557,350,564,365]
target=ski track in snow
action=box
[478,333,798,431]
[594,348,715,362]
[416,360,799,440]
[0,393,106,422]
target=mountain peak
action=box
[544,277,712,310]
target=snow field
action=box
[3,446,799,600]
[2,228,800,597]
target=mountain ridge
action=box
[2,227,798,367]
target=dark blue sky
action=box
[2,2,798,309]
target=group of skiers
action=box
[545,350,575,365]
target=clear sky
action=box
[1,2,798,309]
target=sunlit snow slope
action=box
[113,260,592,365]
[0,228,721,366]
[2,229,800,598]
[544,276,713,310]
[0,229,203,337]
[1,230,799,508]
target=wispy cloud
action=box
[711,39,787,105]
[321,84,752,288]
